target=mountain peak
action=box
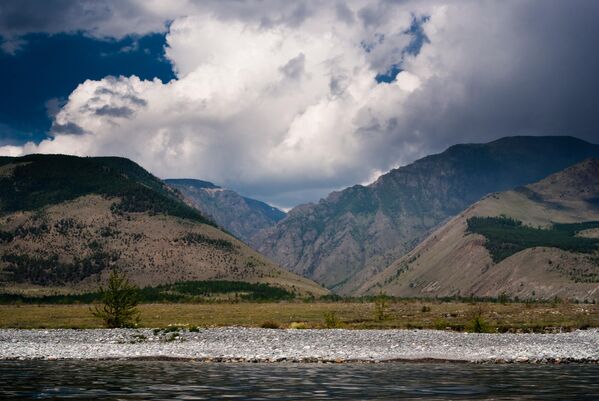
[528,158,599,203]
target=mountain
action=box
[358,158,599,301]
[252,136,599,293]
[0,154,327,296]
[165,179,285,243]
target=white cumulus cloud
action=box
[1,0,599,207]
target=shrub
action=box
[467,308,491,333]
[289,322,308,329]
[260,320,280,329]
[434,318,449,330]
[91,270,140,328]
[323,311,340,328]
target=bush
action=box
[323,311,340,328]
[260,320,280,329]
[434,318,449,330]
[467,308,491,333]
[91,270,140,328]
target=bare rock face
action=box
[252,136,599,293]
[360,158,599,301]
[165,179,285,243]
[0,155,326,297]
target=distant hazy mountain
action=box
[252,136,599,293]
[0,155,326,296]
[359,158,599,301]
[165,179,285,242]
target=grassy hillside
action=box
[0,154,212,224]
[0,155,327,297]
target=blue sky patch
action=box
[0,32,174,145]
[375,14,429,84]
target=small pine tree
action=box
[92,270,140,328]
[468,307,490,333]
[323,311,340,328]
[373,291,390,321]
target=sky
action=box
[0,0,598,209]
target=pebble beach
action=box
[1,328,599,363]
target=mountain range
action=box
[358,158,599,301]
[251,136,599,294]
[2,136,598,301]
[0,155,326,296]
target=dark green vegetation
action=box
[255,136,599,292]
[180,233,235,251]
[0,154,213,224]
[0,280,295,304]
[92,270,140,328]
[1,251,116,285]
[467,216,599,262]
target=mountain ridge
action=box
[166,178,286,243]
[252,136,599,293]
[358,158,599,300]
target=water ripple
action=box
[1,361,599,400]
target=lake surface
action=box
[1,360,598,400]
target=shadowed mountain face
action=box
[252,136,599,293]
[359,158,599,301]
[0,155,326,296]
[165,179,285,243]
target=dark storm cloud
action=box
[0,0,167,53]
[335,2,355,25]
[51,122,85,135]
[0,0,106,35]
[125,95,147,107]
[280,53,306,80]
[94,105,134,118]
[394,0,599,156]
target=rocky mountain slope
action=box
[252,136,599,293]
[0,155,326,296]
[165,179,285,243]
[358,159,599,301]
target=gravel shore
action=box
[1,328,598,363]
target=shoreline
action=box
[2,328,599,364]
[3,356,598,365]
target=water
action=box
[1,360,598,400]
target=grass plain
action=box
[1,300,597,332]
